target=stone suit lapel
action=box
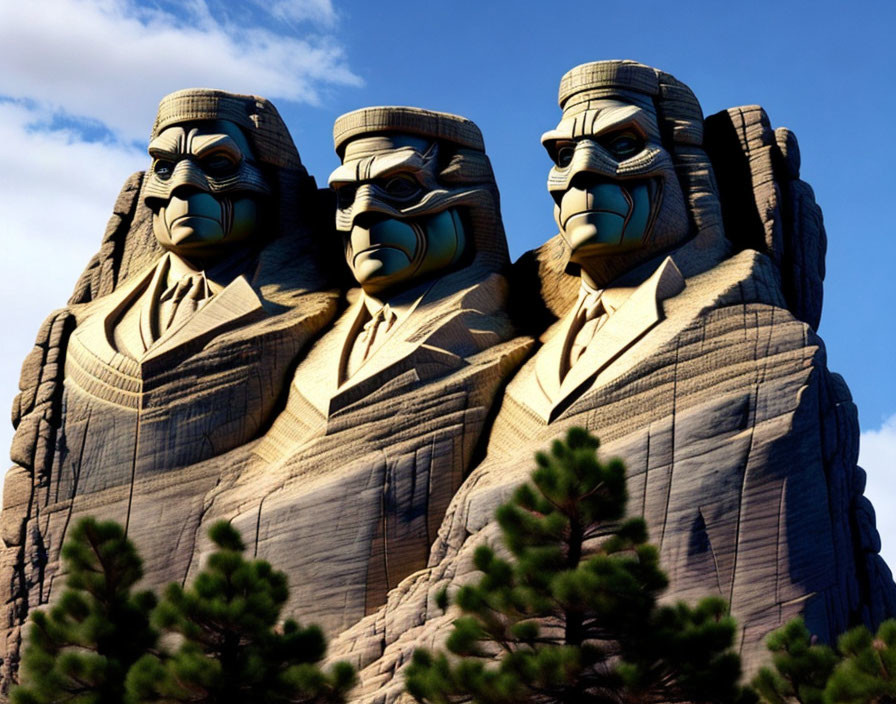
[530,306,578,419]
[140,275,266,371]
[293,295,369,419]
[327,281,450,416]
[551,257,685,421]
[73,262,160,371]
[517,257,685,424]
[336,289,428,390]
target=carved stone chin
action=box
[560,178,658,261]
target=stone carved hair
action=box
[151,88,304,171]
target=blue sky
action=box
[0,0,893,557]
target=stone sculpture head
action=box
[542,60,723,288]
[143,89,304,266]
[330,107,509,297]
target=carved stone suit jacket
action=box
[326,244,896,702]
[185,265,533,636]
[7,252,337,617]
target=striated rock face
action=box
[329,246,895,702]
[322,62,895,701]
[175,106,533,638]
[2,62,894,703]
[0,89,341,692]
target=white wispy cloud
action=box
[255,0,338,27]
[0,0,359,142]
[0,0,360,467]
[0,98,146,440]
[860,413,896,569]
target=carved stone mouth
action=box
[168,215,225,245]
[170,214,218,224]
[560,178,659,252]
[562,208,627,231]
[559,181,633,228]
[351,219,421,262]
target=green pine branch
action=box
[755,617,896,704]
[12,517,158,704]
[11,518,355,704]
[126,520,355,704]
[405,427,749,704]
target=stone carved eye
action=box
[603,131,643,160]
[154,159,175,180]
[382,174,422,201]
[336,184,357,210]
[555,142,576,168]
[201,154,240,177]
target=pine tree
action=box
[404,427,749,704]
[753,617,896,704]
[824,619,896,704]
[11,517,157,704]
[751,618,838,704]
[126,520,355,703]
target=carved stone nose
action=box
[168,159,211,193]
[350,185,401,225]
[568,171,603,192]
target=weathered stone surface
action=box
[1,62,892,704]
[173,107,533,638]
[704,105,826,330]
[321,61,895,702]
[68,170,160,306]
[0,90,339,694]
[328,246,895,702]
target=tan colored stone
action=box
[1,64,891,704]
[324,62,895,701]
[179,107,532,637]
[0,89,338,693]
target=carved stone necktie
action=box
[347,303,397,377]
[563,291,607,378]
[156,272,212,337]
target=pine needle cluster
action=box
[754,617,896,704]
[126,521,355,703]
[12,519,354,704]
[405,427,749,704]
[12,518,157,704]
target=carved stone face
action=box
[542,98,689,280]
[329,134,467,296]
[144,119,271,262]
